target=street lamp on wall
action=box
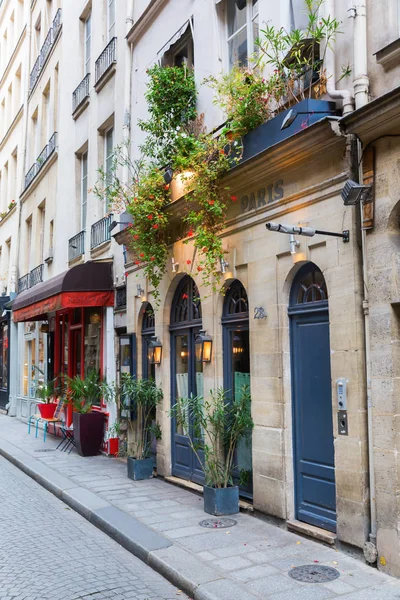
[148,336,162,365]
[195,330,213,363]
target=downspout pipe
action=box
[325,0,354,114]
[122,0,134,186]
[349,4,369,109]
[357,138,377,562]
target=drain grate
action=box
[34,448,56,452]
[289,564,340,583]
[199,518,237,529]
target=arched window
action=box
[222,280,252,498]
[170,276,204,484]
[290,263,328,308]
[141,302,155,380]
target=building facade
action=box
[2,0,400,578]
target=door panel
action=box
[291,309,336,532]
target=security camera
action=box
[266,222,316,237]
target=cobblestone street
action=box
[0,456,188,600]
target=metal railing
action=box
[24,132,57,190]
[18,274,29,293]
[29,9,62,92]
[91,214,113,249]
[68,231,85,261]
[72,73,90,113]
[115,286,127,309]
[95,37,116,85]
[29,264,43,288]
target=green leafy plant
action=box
[170,385,253,489]
[103,374,163,459]
[256,0,343,107]
[205,66,271,139]
[67,369,103,414]
[36,378,56,404]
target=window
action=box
[289,0,309,31]
[160,22,194,67]
[38,203,45,262]
[49,219,54,249]
[227,0,259,70]
[26,216,32,272]
[84,13,91,74]
[81,151,88,228]
[107,0,115,41]
[104,127,113,212]
[22,322,47,399]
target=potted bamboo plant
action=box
[68,370,105,457]
[103,374,163,480]
[171,385,253,515]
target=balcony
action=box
[95,37,116,91]
[91,214,113,250]
[18,274,29,294]
[24,132,57,191]
[72,73,90,117]
[29,9,62,93]
[68,231,85,262]
[29,264,43,288]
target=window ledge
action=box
[72,96,90,120]
[90,240,111,258]
[374,38,400,69]
[94,63,116,93]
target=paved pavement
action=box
[1,414,400,600]
[0,455,188,600]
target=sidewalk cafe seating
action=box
[28,399,65,442]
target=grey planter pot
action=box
[203,485,239,516]
[127,457,154,481]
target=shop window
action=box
[0,322,8,391]
[84,307,102,379]
[226,0,259,70]
[21,322,47,399]
[222,280,252,497]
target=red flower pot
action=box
[108,438,119,456]
[38,403,57,419]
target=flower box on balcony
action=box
[238,99,337,166]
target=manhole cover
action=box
[289,564,340,583]
[199,518,237,529]
[34,448,56,452]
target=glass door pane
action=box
[175,334,189,435]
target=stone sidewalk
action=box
[1,414,400,600]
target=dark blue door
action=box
[289,265,336,532]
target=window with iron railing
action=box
[29,264,43,288]
[115,286,127,309]
[95,37,116,85]
[24,132,57,190]
[18,273,29,293]
[68,230,85,261]
[91,214,113,249]
[72,73,90,114]
[29,9,62,92]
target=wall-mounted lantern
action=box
[148,336,162,365]
[195,330,213,363]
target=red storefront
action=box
[12,262,114,425]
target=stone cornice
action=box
[340,85,400,142]
[126,0,168,44]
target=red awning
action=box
[13,262,114,323]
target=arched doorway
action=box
[222,280,252,498]
[141,302,155,381]
[141,302,157,465]
[289,263,336,532]
[170,276,204,483]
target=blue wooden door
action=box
[289,265,336,532]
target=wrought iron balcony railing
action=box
[29,264,43,288]
[29,9,62,92]
[72,73,90,113]
[91,214,113,249]
[24,132,57,190]
[115,286,127,309]
[68,230,85,261]
[95,37,116,85]
[18,274,29,293]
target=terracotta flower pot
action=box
[38,402,57,419]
